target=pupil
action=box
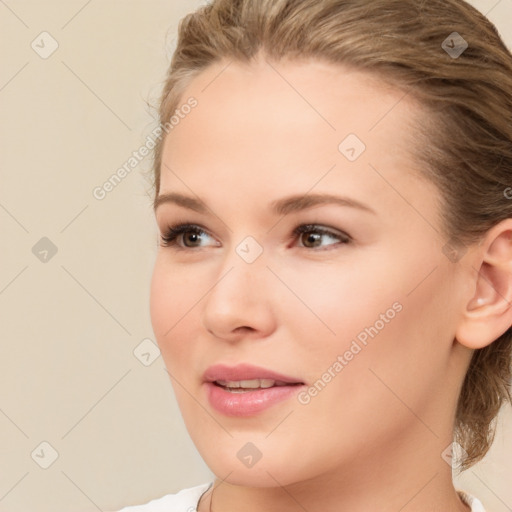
[305,232,320,247]
[186,233,198,245]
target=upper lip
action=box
[203,363,304,384]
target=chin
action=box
[190,433,323,488]
[206,459,304,487]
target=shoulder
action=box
[112,481,213,512]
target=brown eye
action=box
[293,225,351,250]
[160,224,215,249]
[182,230,203,247]
[301,231,323,248]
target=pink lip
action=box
[203,363,303,384]
[202,363,305,417]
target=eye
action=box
[292,224,351,250]
[159,223,351,251]
[159,223,218,249]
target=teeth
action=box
[216,379,277,389]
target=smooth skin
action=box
[150,52,512,512]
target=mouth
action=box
[213,378,304,393]
[203,363,306,416]
[203,363,305,387]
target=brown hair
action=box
[150,0,512,470]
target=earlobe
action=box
[455,220,512,350]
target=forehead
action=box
[159,56,427,204]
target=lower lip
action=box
[204,382,305,417]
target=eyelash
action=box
[159,223,351,251]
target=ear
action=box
[455,219,512,350]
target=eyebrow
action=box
[154,192,376,216]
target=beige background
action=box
[0,1,511,511]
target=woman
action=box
[117,0,512,510]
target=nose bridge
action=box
[200,233,272,337]
[212,233,267,302]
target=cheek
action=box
[283,274,454,469]
[282,247,454,404]
[320,265,455,423]
[149,258,199,363]
[149,260,207,420]
[272,255,404,360]
[149,258,172,341]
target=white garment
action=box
[114,481,486,511]
[114,482,212,512]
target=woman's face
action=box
[150,55,471,486]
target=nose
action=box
[200,245,276,343]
